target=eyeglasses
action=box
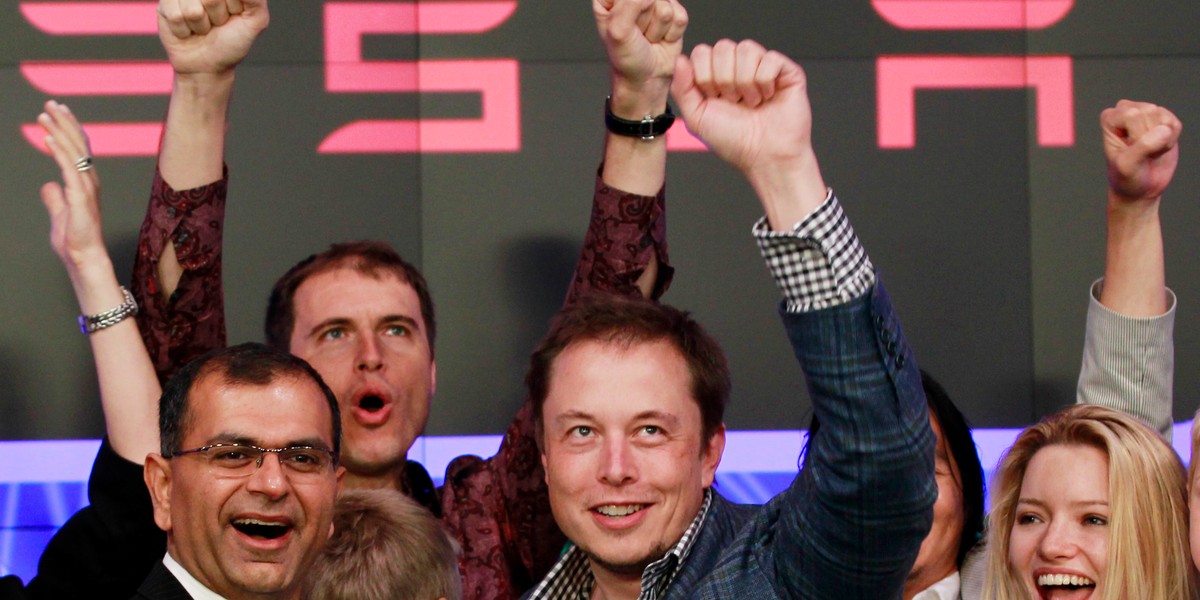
[171,443,335,477]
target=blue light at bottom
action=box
[1,423,1192,582]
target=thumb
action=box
[670,54,703,125]
[243,0,270,27]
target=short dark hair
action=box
[264,241,437,356]
[159,342,341,460]
[921,370,984,567]
[303,489,462,600]
[526,293,729,449]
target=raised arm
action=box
[132,0,268,381]
[441,1,688,597]
[1077,100,1181,437]
[21,102,167,599]
[565,0,686,304]
[671,41,827,232]
[672,40,935,598]
[38,101,161,464]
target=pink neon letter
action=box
[24,123,163,157]
[21,62,172,95]
[21,2,158,35]
[876,56,1074,149]
[872,0,1074,30]
[666,123,706,151]
[321,2,522,153]
[19,2,166,156]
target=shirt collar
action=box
[528,489,714,600]
[162,553,229,600]
[912,571,961,600]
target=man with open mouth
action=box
[139,343,343,600]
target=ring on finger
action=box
[75,156,94,172]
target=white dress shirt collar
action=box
[162,553,228,600]
[912,571,961,600]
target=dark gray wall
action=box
[3,1,1199,440]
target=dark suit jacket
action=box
[670,280,937,599]
[3,440,165,600]
[130,563,192,600]
[0,576,29,600]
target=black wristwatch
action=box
[604,96,676,140]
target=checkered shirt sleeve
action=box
[753,190,874,313]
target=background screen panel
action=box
[3,0,1200,586]
[0,0,1196,506]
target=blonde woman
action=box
[984,404,1196,599]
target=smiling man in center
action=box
[525,35,936,600]
[532,299,726,593]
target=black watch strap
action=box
[604,96,676,140]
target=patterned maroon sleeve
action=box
[440,165,673,600]
[442,403,561,600]
[565,165,674,305]
[131,166,228,384]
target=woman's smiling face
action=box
[1008,444,1108,600]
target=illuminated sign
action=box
[871,0,1074,29]
[16,1,707,155]
[874,0,1075,148]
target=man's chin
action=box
[222,563,297,597]
[584,544,670,577]
[341,441,410,477]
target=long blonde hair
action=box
[983,405,1196,600]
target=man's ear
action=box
[701,424,726,488]
[144,453,174,533]
[429,360,437,398]
[330,465,347,540]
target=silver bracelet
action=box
[78,286,139,334]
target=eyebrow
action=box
[1017,498,1109,510]
[308,315,422,338]
[380,315,422,332]
[633,410,682,428]
[307,318,353,339]
[207,433,331,449]
[554,410,595,426]
[552,410,683,427]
